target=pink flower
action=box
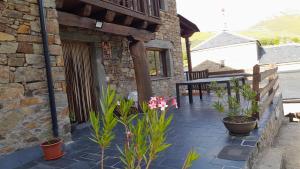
[149,97,158,103]
[126,131,133,138]
[148,97,158,109]
[171,98,178,108]
[158,99,168,111]
[148,100,157,109]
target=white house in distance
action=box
[191,31,262,72]
[260,43,300,116]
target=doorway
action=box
[62,41,99,123]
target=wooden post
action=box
[130,40,153,104]
[185,37,193,74]
[268,64,275,104]
[252,64,260,119]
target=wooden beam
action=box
[130,41,153,104]
[136,21,148,29]
[123,16,134,26]
[259,75,279,98]
[260,67,278,81]
[79,0,161,25]
[185,37,192,73]
[57,11,155,41]
[78,4,92,17]
[148,24,160,32]
[56,0,64,9]
[105,10,116,22]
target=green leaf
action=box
[182,148,200,169]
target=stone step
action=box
[254,148,284,169]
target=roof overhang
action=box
[178,14,200,38]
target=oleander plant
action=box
[89,86,200,169]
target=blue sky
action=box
[176,0,300,32]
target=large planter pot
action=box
[40,138,64,160]
[223,116,257,136]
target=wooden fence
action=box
[252,64,279,119]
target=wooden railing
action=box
[252,64,279,119]
[184,70,209,81]
[107,0,160,18]
[184,69,246,80]
[208,69,245,77]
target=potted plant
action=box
[210,79,259,136]
[40,138,64,160]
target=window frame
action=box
[146,48,169,78]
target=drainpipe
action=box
[38,0,59,137]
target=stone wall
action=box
[0,0,70,155]
[59,26,137,98]
[151,0,184,97]
[246,94,285,169]
[0,0,184,156]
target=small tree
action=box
[89,86,118,169]
[90,87,200,169]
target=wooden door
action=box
[62,41,98,123]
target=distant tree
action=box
[260,37,280,46]
[292,37,300,43]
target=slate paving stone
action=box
[241,140,257,147]
[36,157,76,168]
[18,96,265,169]
[79,153,101,162]
[217,145,253,161]
[103,156,121,167]
[159,157,186,168]
[64,161,95,169]
[25,163,60,169]
[222,166,242,169]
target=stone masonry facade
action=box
[0,0,184,155]
[0,0,70,155]
[151,0,184,97]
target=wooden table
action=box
[176,76,246,107]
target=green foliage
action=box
[89,86,118,169]
[99,86,118,149]
[69,111,76,123]
[117,144,136,169]
[210,78,259,118]
[259,37,280,46]
[182,148,200,169]
[117,99,137,129]
[90,87,200,169]
[145,106,173,163]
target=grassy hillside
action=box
[189,32,215,48]
[242,14,300,39]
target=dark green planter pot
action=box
[223,116,257,136]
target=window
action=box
[147,49,168,77]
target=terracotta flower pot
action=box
[223,116,257,136]
[40,138,64,160]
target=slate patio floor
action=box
[17,96,259,169]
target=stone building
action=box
[0,0,199,159]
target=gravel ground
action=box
[274,119,300,169]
